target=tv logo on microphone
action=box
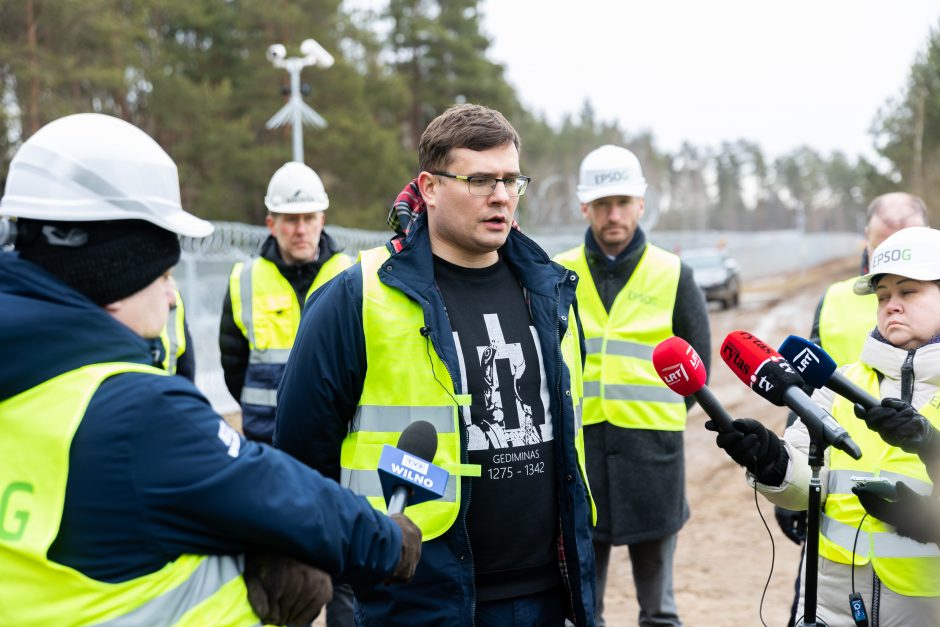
[660,362,689,386]
[790,347,820,373]
[400,453,429,475]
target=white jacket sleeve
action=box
[745,386,834,510]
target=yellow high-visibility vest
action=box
[819,362,940,597]
[0,362,261,626]
[818,276,877,366]
[554,244,686,431]
[229,253,352,409]
[341,247,594,540]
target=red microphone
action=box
[720,330,862,459]
[652,336,735,432]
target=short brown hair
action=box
[418,104,521,173]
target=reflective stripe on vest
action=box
[818,276,877,366]
[160,290,186,375]
[0,362,259,625]
[229,253,352,409]
[554,243,686,431]
[819,363,940,596]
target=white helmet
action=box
[0,113,213,238]
[264,162,329,214]
[854,226,940,294]
[576,144,647,204]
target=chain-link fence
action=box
[178,222,863,413]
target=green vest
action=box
[229,253,352,408]
[160,289,186,374]
[0,362,261,625]
[819,363,940,597]
[554,243,686,431]
[818,276,877,366]
[342,247,593,540]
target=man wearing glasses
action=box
[275,103,597,626]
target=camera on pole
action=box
[264,38,333,163]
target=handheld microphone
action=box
[777,335,880,411]
[720,330,862,460]
[377,420,449,514]
[652,336,735,432]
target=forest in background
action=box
[1,0,939,231]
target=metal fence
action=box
[177,222,863,413]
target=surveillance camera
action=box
[266,43,287,63]
[300,38,334,68]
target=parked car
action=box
[681,248,741,309]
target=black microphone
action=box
[377,421,448,515]
[721,331,863,460]
[777,335,880,411]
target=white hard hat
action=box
[576,144,648,204]
[0,113,213,238]
[854,226,940,294]
[264,162,329,214]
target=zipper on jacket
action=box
[901,349,915,404]
[554,271,580,623]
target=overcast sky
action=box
[481,0,940,162]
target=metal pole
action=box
[289,62,303,162]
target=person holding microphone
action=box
[708,226,940,626]
[0,113,420,626]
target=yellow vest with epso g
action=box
[0,362,261,626]
[818,276,877,367]
[554,244,686,431]
[160,289,186,375]
[229,253,352,407]
[342,247,593,540]
[820,363,940,597]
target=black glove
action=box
[386,513,422,584]
[854,398,937,456]
[244,551,333,625]
[705,418,787,486]
[853,481,940,547]
[774,506,807,544]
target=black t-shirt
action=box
[434,255,560,602]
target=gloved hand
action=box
[853,481,940,547]
[244,551,333,626]
[854,398,938,457]
[774,506,807,544]
[386,513,422,584]
[705,418,787,486]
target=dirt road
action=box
[602,255,859,626]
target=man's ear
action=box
[417,171,438,209]
[265,213,276,234]
[580,203,590,219]
[637,198,646,218]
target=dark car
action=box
[682,248,741,309]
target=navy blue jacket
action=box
[275,213,596,626]
[0,251,401,586]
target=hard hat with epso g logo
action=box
[854,226,940,294]
[576,144,648,204]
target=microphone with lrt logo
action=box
[377,420,450,515]
[652,336,736,432]
[720,330,862,460]
[777,335,880,411]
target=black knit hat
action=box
[16,218,181,305]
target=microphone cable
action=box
[849,514,871,627]
[420,325,461,408]
[752,482,773,627]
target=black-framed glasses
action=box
[433,171,531,197]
